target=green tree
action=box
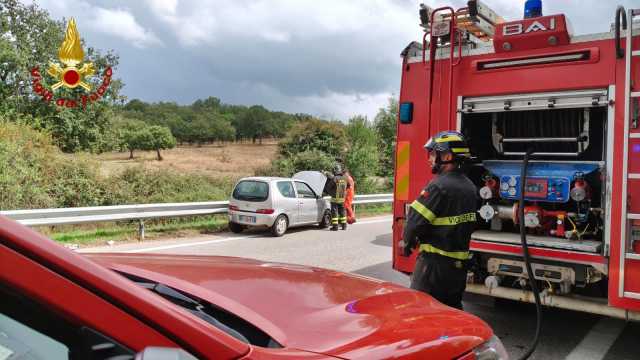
[210,116,236,143]
[147,125,176,160]
[374,97,398,178]
[345,115,379,193]
[123,99,148,112]
[235,105,271,144]
[278,118,347,160]
[188,115,212,145]
[120,120,147,159]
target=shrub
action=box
[0,121,235,210]
[278,119,347,159]
[0,121,103,209]
[106,167,234,204]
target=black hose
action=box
[517,149,542,360]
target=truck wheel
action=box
[319,210,331,228]
[229,222,244,233]
[271,215,288,237]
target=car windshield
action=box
[232,181,269,202]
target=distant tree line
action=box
[120,97,312,146]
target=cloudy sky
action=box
[28,0,638,120]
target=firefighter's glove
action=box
[399,240,413,257]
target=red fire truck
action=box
[392,1,640,320]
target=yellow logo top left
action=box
[31,18,113,109]
[47,18,95,91]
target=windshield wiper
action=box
[136,281,250,344]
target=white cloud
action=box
[145,0,416,50]
[90,8,162,48]
[240,81,392,121]
[146,0,178,17]
[295,90,393,121]
[29,0,162,48]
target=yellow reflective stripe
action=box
[451,147,470,153]
[420,244,470,260]
[435,135,462,143]
[432,212,476,226]
[395,141,410,201]
[410,200,436,223]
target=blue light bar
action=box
[524,0,542,19]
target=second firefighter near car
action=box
[323,164,350,231]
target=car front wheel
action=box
[271,215,288,237]
[318,210,331,228]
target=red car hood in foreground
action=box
[87,253,492,359]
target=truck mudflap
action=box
[465,283,640,321]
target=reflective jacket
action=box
[402,170,478,260]
[323,174,348,203]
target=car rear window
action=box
[233,180,269,202]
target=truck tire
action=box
[271,215,288,237]
[229,222,244,233]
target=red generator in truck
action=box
[392,1,640,320]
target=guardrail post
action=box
[138,220,145,241]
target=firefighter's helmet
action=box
[424,131,470,157]
[424,131,470,173]
[333,163,343,175]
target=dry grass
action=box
[87,142,278,178]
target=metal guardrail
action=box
[1,194,393,227]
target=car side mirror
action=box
[135,347,198,360]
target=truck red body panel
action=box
[393,4,640,316]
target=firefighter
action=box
[344,170,356,224]
[323,164,349,231]
[400,131,477,310]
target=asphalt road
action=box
[84,216,639,360]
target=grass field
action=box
[77,141,279,178]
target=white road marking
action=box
[108,216,392,254]
[351,217,392,225]
[124,235,259,253]
[564,317,626,360]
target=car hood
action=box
[87,253,491,359]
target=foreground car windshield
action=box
[233,181,269,202]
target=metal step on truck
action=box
[392,0,640,320]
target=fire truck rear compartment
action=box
[462,107,607,161]
[460,92,609,293]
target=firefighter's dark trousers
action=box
[331,202,347,229]
[410,251,467,310]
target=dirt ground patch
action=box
[88,142,278,178]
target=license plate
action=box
[239,215,256,223]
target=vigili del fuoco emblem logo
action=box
[30,18,112,109]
